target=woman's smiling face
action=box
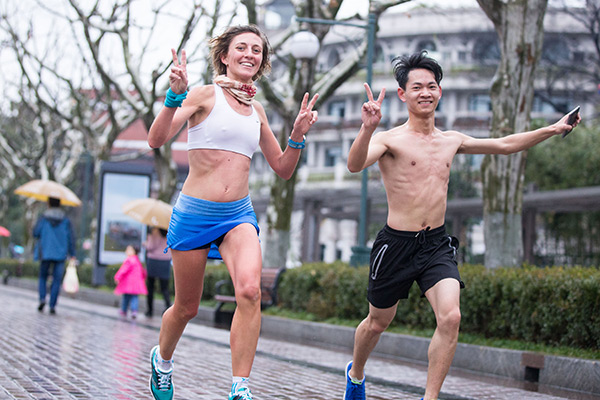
[221,32,264,83]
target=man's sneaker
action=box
[149,345,173,400]
[228,386,253,400]
[344,361,366,400]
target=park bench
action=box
[213,267,285,322]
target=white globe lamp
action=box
[289,30,320,59]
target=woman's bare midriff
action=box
[180,149,252,202]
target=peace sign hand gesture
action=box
[293,92,319,136]
[361,83,386,130]
[169,48,188,94]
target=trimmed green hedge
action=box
[460,264,600,349]
[3,258,598,349]
[277,262,600,349]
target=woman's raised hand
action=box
[170,49,188,94]
[293,92,319,135]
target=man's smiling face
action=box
[398,68,442,115]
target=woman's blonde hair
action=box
[209,25,272,81]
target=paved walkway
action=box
[0,285,594,399]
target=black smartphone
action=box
[563,106,580,138]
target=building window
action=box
[375,44,386,64]
[473,37,500,65]
[335,248,342,260]
[325,147,342,167]
[416,39,437,53]
[542,38,570,66]
[328,100,346,118]
[328,48,341,69]
[468,94,491,112]
[532,95,570,113]
[572,51,585,63]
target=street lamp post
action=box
[291,14,376,267]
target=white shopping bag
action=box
[62,259,79,294]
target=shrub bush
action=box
[278,262,600,349]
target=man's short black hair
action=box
[391,51,443,89]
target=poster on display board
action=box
[95,162,152,269]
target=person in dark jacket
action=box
[33,197,76,314]
[144,227,172,318]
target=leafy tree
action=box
[525,123,600,266]
[0,0,232,250]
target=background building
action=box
[112,5,599,266]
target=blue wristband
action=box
[164,88,188,108]
[288,136,306,149]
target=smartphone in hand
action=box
[563,106,580,138]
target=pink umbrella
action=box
[0,226,10,237]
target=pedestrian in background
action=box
[114,245,147,319]
[33,197,76,314]
[144,227,172,317]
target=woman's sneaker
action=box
[149,345,173,400]
[228,386,253,400]
[344,361,366,400]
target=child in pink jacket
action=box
[114,245,147,319]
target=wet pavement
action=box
[0,284,596,399]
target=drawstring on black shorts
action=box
[415,226,431,245]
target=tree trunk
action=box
[263,118,298,268]
[477,0,548,268]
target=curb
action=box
[7,277,599,396]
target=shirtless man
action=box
[343,51,581,400]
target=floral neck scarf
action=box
[214,75,257,105]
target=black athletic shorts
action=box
[367,224,465,309]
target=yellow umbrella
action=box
[14,179,82,207]
[122,198,173,230]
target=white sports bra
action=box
[187,85,261,158]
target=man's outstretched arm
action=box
[458,111,582,155]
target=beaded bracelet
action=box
[164,88,188,108]
[288,135,306,149]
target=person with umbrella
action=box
[33,197,76,314]
[143,227,172,318]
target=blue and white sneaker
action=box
[149,345,173,400]
[344,361,366,400]
[228,386,253,400]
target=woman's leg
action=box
[159,278,171,309]
[146,276,155,316]
[158,248,208,360]
[219,223,262,378]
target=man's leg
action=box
[49,260,65,310]
[349,303,398,381]
[38,260,50,308]
[423,278,461,400]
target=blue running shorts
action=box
[166,193,259,260]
